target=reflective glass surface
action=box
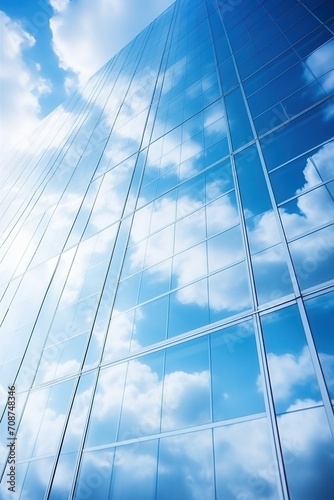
[1,0,334,497]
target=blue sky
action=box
[0,0,175,155]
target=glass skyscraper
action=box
[1,0,334,498]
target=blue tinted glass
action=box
[211,320,265,420]
[131,296,169,349]
[118,352,164,440]
[49,453,77,500]
[235,145,272,218]
[270,151,322,204]
[157,430,214,500]
[214,419,280,500]
[85,363,127,447]
[261,305,322,414]
[261,101,334,171]
[19,458,54,500]
[294,26,332,59]
[225,87,254,149]
[246,210,281,254]
[289,224,334,290]
[278,406,334,500]
[305,291,334,401]
[209,261,253,323]
[243,49,299,97]
[219,57,238,94]
[252,243,294,305]
[75,449,114,499]
[283,80,327,118]
[110,441,158,499]
[162,337,211,431]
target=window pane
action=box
[168,280,209,337]
[207,225,244,273]
[162,337,211,431]
[157,429,214,500]
[118,352,164,440]
[211,320,265,421]
[279,186,334,240]
[214,419,280,500]
[130,296,169,350]
[75,449,114,499]
[261,305,322,414]
[206,190,240,237]
[289,224,334,290]
[235,145,272,218]
[19,457,54,500]
[261,101,334,171]
[305,291,334,401]
[209,261,252,323]
[278,406,334,500]
[110,440,158,499]
[225,87,254,149]
[85,363,127,447]
[252,244,294,305]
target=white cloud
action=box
[49,0,175,84]
[305,141,334,182]
[50,0,69,13]
[125,186,250,314]
[260,346,319,407]
[0,11,51,157]
[214,418,280,499]
[305,38,334,86]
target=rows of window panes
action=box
[0,0,334,498]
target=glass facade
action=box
[1,0,334,498]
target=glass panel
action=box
[206,190,240,237]
[118,352,164,440]
[278,406,334,500]
[157,429,214,500]
[205,158,234,201]
[209,261,252,323]
[103,310,135,362]
[207,225,244,273]
[246,210,281,254]
[235,145,272,218]
[34,332,88,385]
[261,305,322,414]
[219,57,238,94]
[161,337,211,431]
[75,449,114,500]
[252,244,294,305]
[15,379,75,461]
[61,372,96,454]
[145,225,174,265]
[214,419,280,500]
[19,457,54,499]
[85,363,127,447]
[174,209,206,253]
[131,296,168,350]
[289,224,334,290]
[172,242,207,287]
[113,273,141,313]
[211,320,265,421]
[279,186,334,240]
[138,259,172,303]
[261,101,334,171]
[49,452,77,500]
[225,87,254,149]
[168,280,210,337]
[270,150,323,204]
[305,38,334,79]
[305,291,334,402]
[109,440,158,499]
